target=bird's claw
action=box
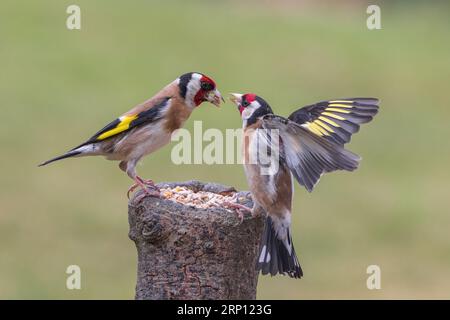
[236,211,245,224]
[127,183,139,199]
[223,201,252,223]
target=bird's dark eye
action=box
[201,82,213,91]
[242,99,249,107]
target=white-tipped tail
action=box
[257,215,302,278]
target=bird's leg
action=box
[223,201,252,223]
[125,160,160,201]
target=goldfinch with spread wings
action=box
[39,72,223,200]
[229,93,379,278]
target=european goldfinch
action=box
[229,93,379,278]
[40,72,223,200]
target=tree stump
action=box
[128,180,265,300]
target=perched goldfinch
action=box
[40,72,223,200]
[229,93,379,278]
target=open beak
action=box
[229,93,243,109]
[206,89,224,107]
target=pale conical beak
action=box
[206,89,224,107]
[229,93,243,107]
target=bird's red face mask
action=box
[229,93,257,115]
[194,76,219,107]
[229,93,274,128]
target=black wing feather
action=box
[288,98,379,145]
[261,115,361,192]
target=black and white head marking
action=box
[240,94,273,127]
[177,72,203,108]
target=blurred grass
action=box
[1,0,449,299]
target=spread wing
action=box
[288,98,379,145]
[260,114,360,192]
[72,97,170,149]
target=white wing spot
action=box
[259,245,267,263]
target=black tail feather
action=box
[38,150,82,167]
[257,216,303,279]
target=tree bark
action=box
[128,180,265,300]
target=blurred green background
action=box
[1,0,449,299]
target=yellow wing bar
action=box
[97,115,138,141]
[291,98,378,145]
[328,100,354,104]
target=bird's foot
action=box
[127,177,161,201]
[223,201,252,223]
